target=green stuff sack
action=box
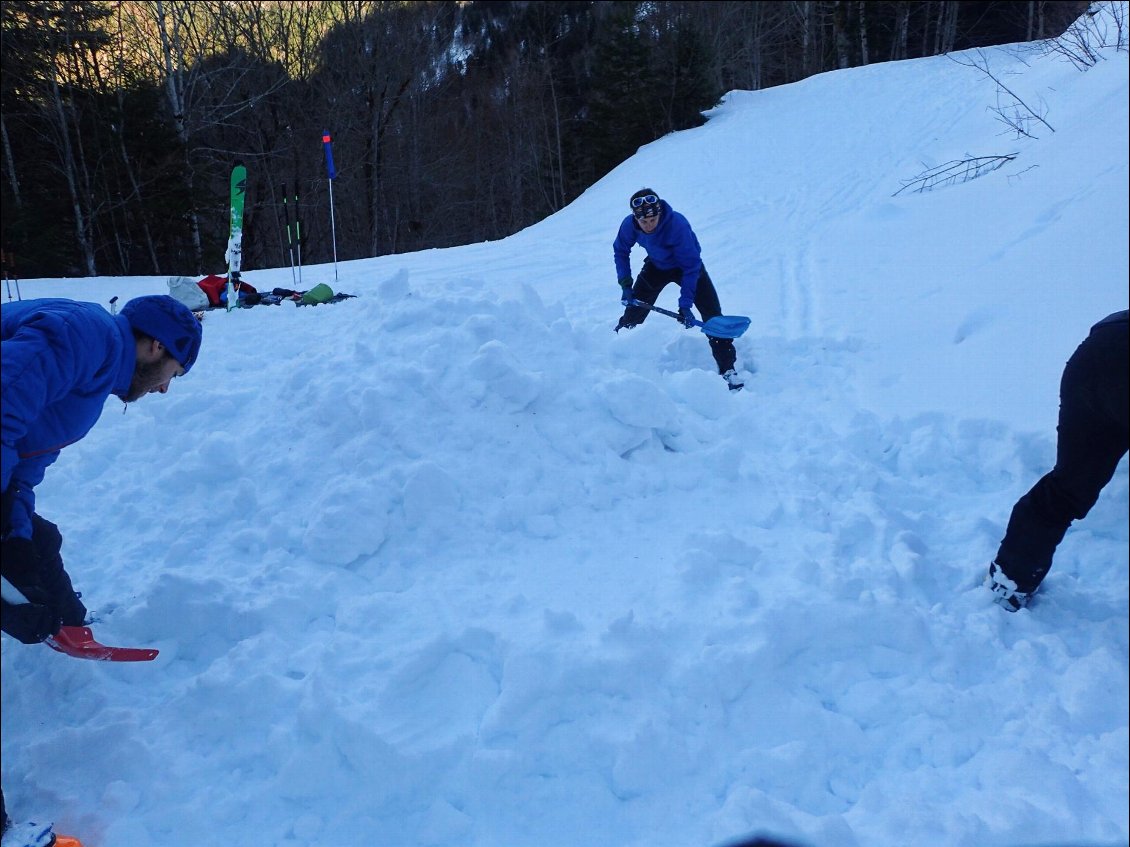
[300,283,334,305]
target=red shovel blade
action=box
[46,625,159,662]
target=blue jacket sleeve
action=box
[613,216,639,282]
[1,310,112,538]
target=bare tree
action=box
[1046,0,1127,69]
[793,0,818,77]
[934,0,959,54]
[833,0,852,68]
[950,49,1055,138]
[891,1,911,60]
[1,114,21,212]
[857,0,869,65]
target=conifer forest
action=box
[0,1,1089,279]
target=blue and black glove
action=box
[1,536,48,602]
[678,307,697,329]
[618,279,634,306]
[1,598,64,644]
[0,536,63,644]
[1,519,87,641]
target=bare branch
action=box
[894,154,1018,196]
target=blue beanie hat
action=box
[121,295,203,373]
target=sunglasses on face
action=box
[631,194,658,209]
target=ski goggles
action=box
[630,194,659,209]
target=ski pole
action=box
[2,250,20,300]
[322,131,339,284]
[282,182,297,287]
[327,179,338,284]
[294,188,303,287]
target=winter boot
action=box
[985,561,1033,612]
[722,369,745,392]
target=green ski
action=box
[225,162,247,312]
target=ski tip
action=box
[56,836,86,847]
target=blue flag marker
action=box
[322,132,336,180]
[322,132,339,281]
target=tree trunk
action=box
[89,18,162,274]
[49,72,96,275]
[113,127,161,273]
[799,1,814,77]
[1,114,21,211]
[368,95,383,256]
[892,1,910,60]
[833,1,851,69]
[858,1,869,65]
[546,65,566,210]
[935,1,958,55]
[154,0,203,269]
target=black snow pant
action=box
[994,311,1129,593]
[619,259,738,374]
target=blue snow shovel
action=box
[629,299,751,339]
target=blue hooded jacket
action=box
[1,299,137,540]
[613,199,704,311]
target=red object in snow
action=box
[46,625,159,662]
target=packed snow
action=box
[2,19,1128,847]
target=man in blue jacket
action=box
[2,294,202,841]
[613,188,744,391]
[1,295,202,645]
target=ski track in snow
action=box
[3,24,1129,847]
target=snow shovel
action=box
[1,576,159,662]
[629,299,751,339]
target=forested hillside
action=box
[0,0,1092,278]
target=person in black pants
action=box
[613,188,745,391]
[987,310,1129,611]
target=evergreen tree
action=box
[585,6,658,182]
[653,10,718,132]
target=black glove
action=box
[2,527,86,627]
[678,307,696,329]
[618,279,634,306]
[1,484,17,535]
[1,598,63,644]
[0,535,50,603]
